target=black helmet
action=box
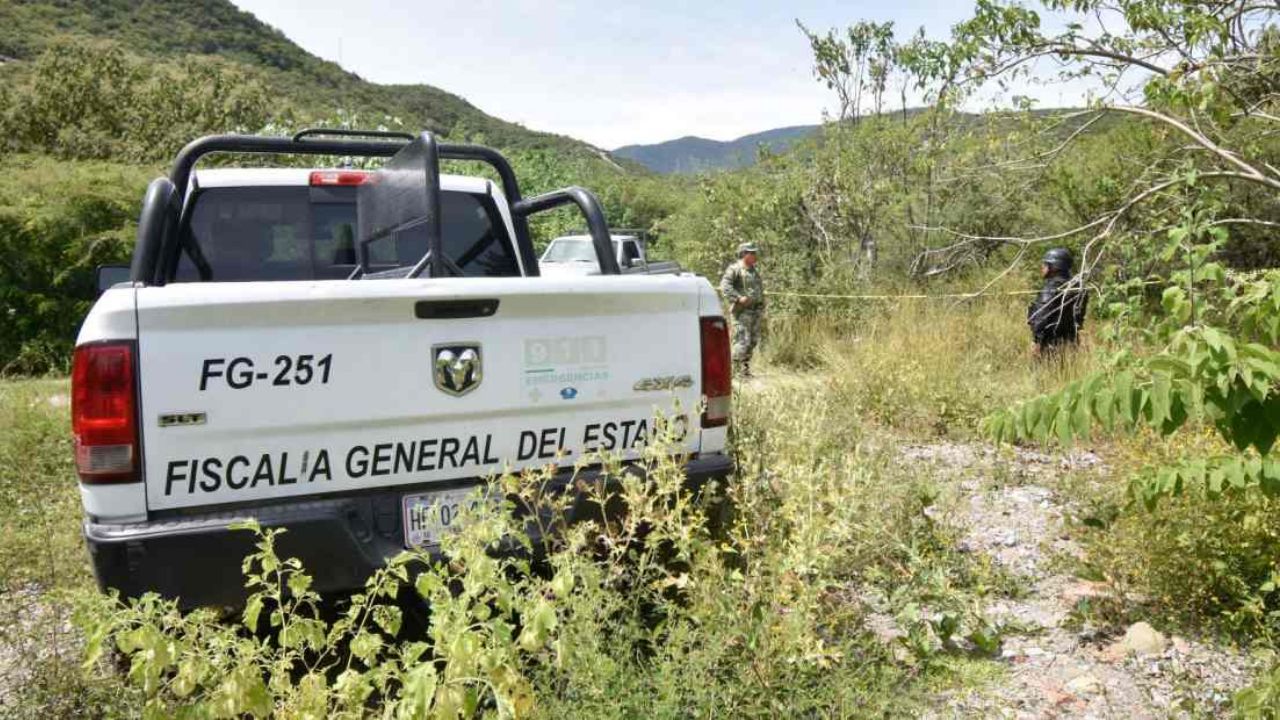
[1042,247,1073,275]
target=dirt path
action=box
[902,442,1258,719]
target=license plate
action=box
[402,487,483,548]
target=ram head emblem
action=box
[432,344,483,396]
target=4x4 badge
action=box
[433,344,483,396]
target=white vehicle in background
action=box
[75,129,733,608]
[539,231,680,276]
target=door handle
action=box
[414,299,499,319]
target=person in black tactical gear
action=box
[1028,247,1088,356]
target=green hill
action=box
[0,0,611,161]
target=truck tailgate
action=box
[136,276,706,511]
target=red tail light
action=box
[309,170,369,186]
[72,342,139,483]
[700,316,732,428]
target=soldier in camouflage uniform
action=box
[719,243,765,377]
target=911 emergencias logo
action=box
[433,344,483,396]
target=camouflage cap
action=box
[737,242,760,257]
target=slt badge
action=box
[433,343,483,396]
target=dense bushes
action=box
[0,156,151,374]
[1,38,273,162]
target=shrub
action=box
[0,156,151,374]
[1,37,273,162]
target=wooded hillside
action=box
[0,0,608,159]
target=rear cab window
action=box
[176,183,519,282]
[542,239,597,263]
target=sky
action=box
[230,0,1094,150]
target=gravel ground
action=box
[902,442,1260,719]
[0,583,81,711]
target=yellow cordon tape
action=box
[765,289,1043,300]
[765,279,1160,302]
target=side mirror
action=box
[96,265,131,295]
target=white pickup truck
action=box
[539,232,680,277]
[74,129,733,607]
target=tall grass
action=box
[0,379,133,715]
[762,296,1095,437]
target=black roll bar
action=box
[169,134,407,200]
[292,127,417,143]
[130,178,179,284]
[513,187,621,275]
[141,131,617,283]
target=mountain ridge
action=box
[613,124,820,174]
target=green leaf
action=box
[966,624,1002,656]
[1004,408,1021,442]
[1225,460,1247,490]
[373,605,403,637]
[1033,396,1054,442]
[1147,356,1191,377]
[1201,326,1228,357]
[1055,403,1074,447]
[281,619,313,649]
[350,630,383,666]
[518,600,559,652]
[1115,372,1135,426]
[172,659,200,698]
[211,664,272,718]
[1162,392,1188,435]
[1161,286,1189,323]
[400,641,430,665]
[551,570,575,599]
[1026,397,1044,436]
[1094,388,1115,433]
[415,572,444,601]
[1071,396,1091,440]
[242,595,263,632]
[396,664,438,720]
[286,570,312,598]
[1149,373,1172,427]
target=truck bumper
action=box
[84,454,734,609]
